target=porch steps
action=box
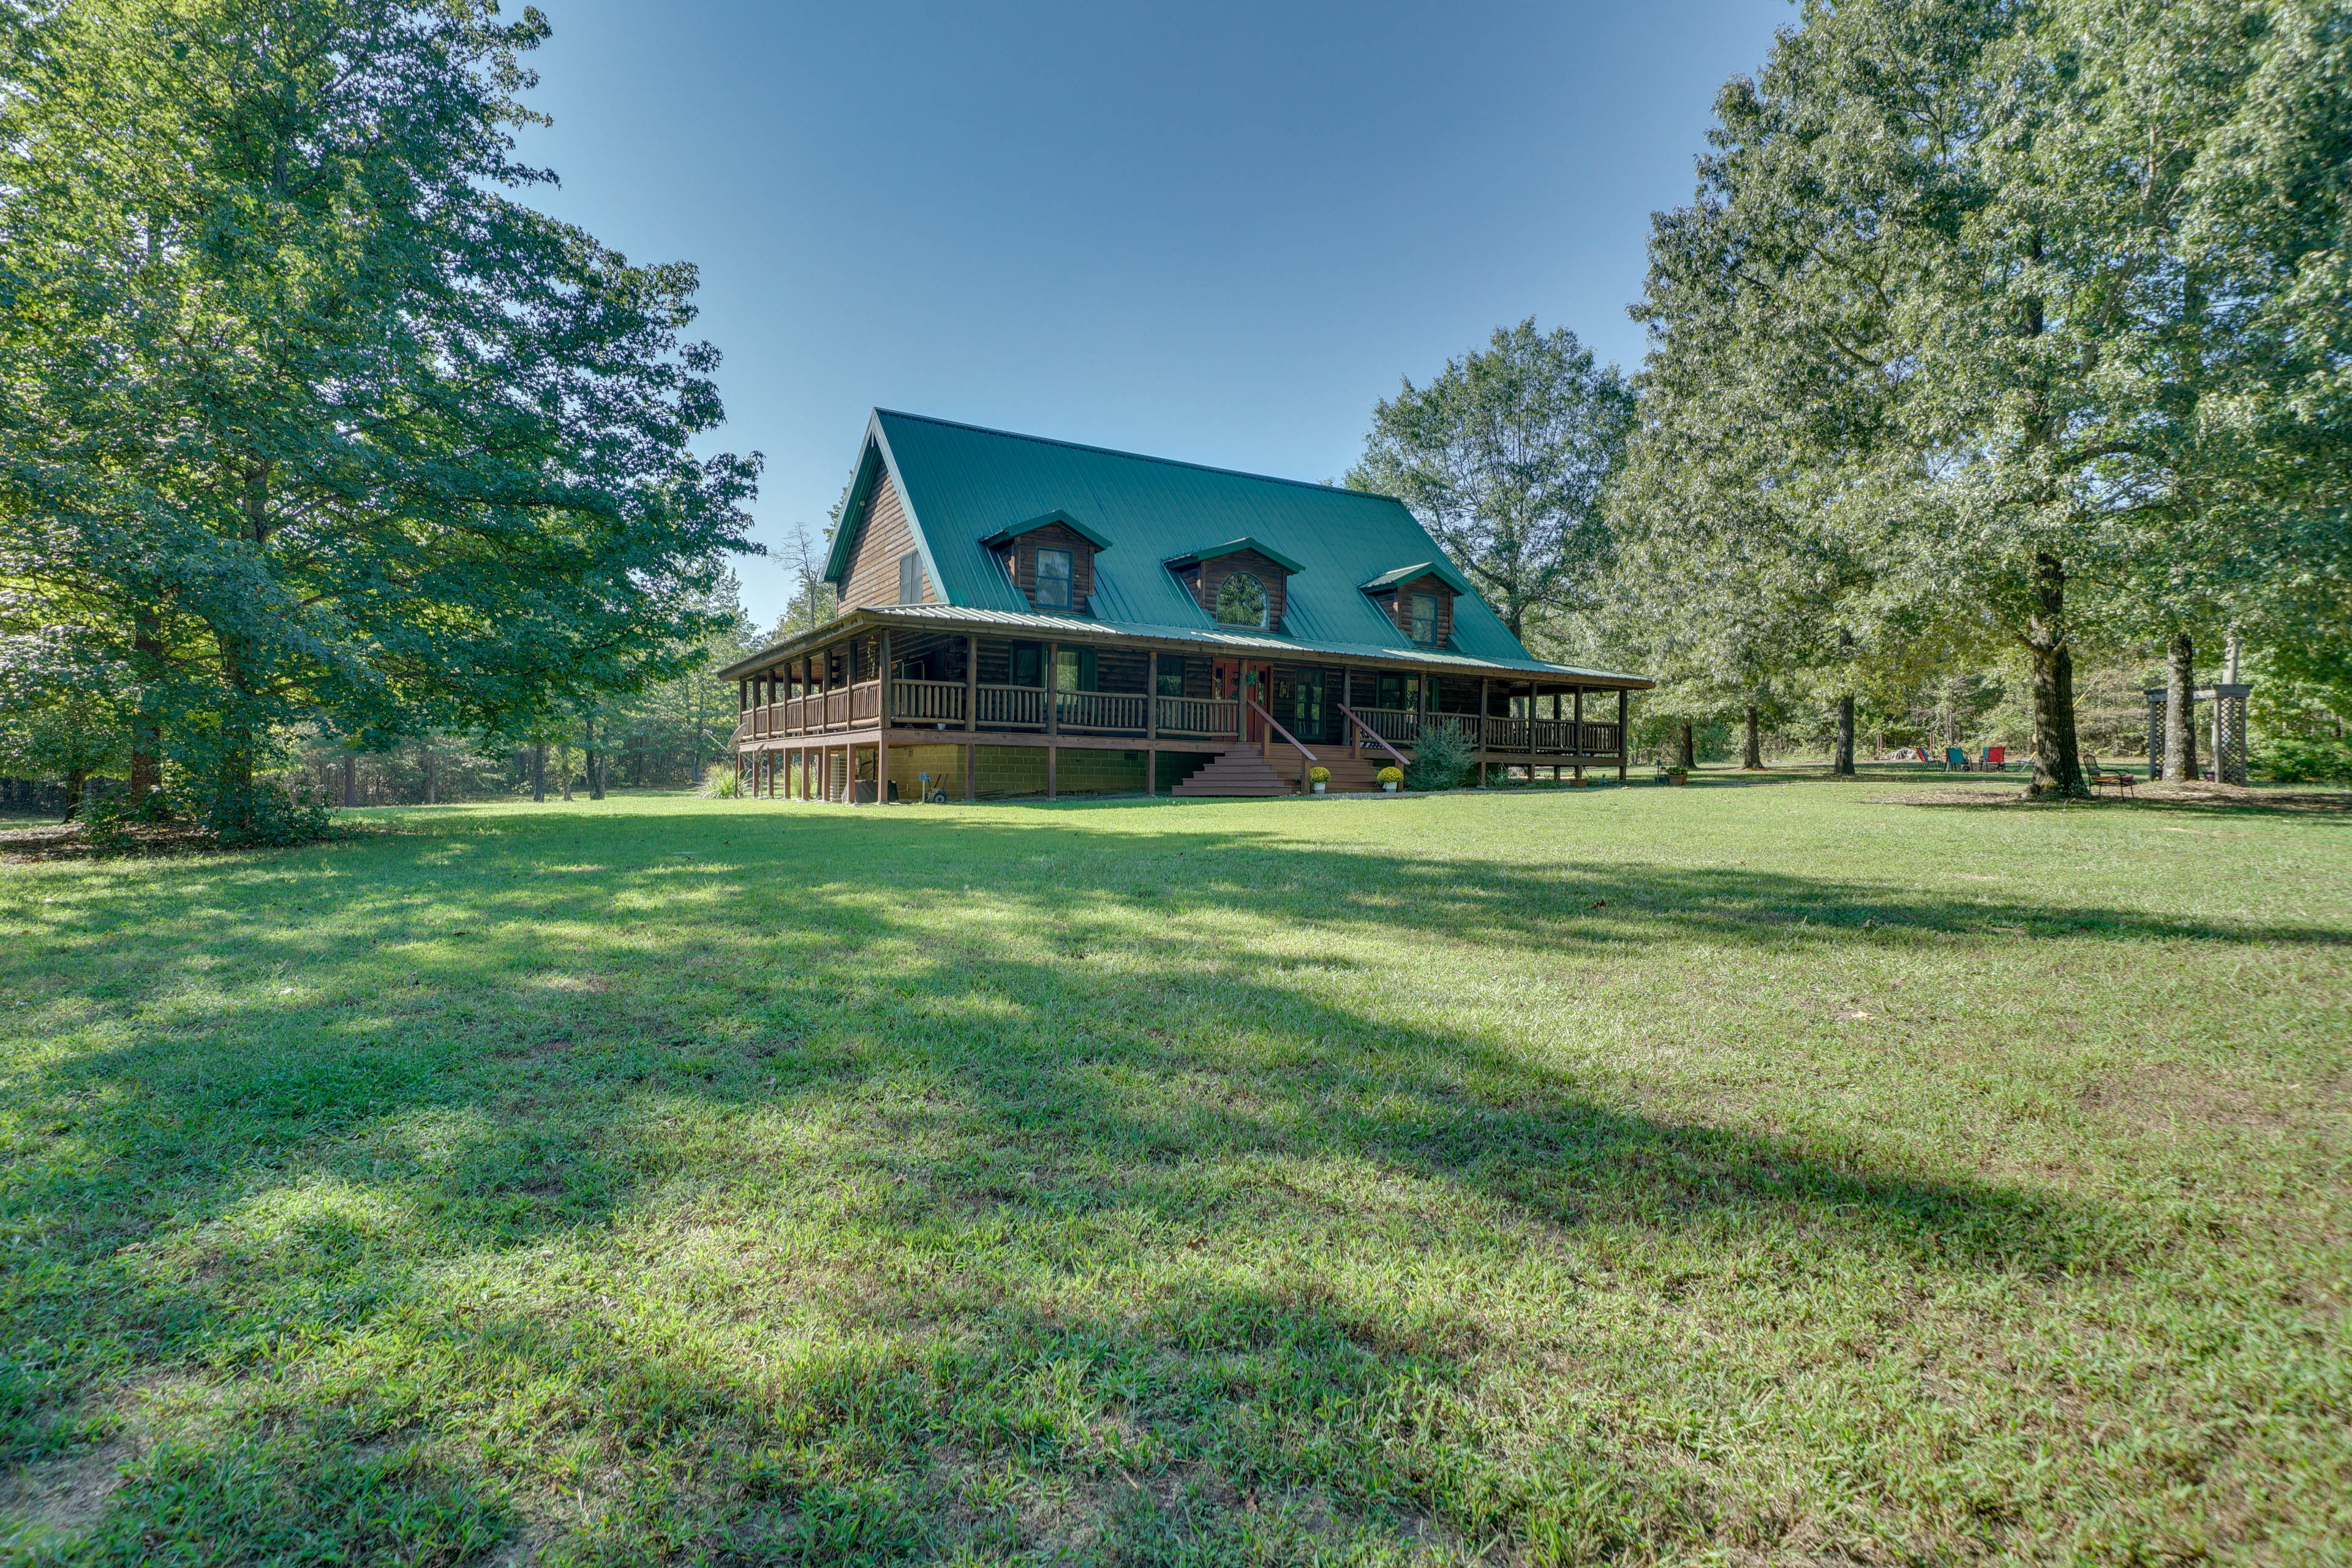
[1171,747,1392,797]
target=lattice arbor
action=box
[2144,683,2250,785]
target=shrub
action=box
[2254,736,2352,783]
[1377,765,1403,785]
[1406,723,1473,791]
[700,761,744,798]
[206,780,334,848]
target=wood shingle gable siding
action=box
[838,472,935,611]
[998,523,1098,612]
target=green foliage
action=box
[1613,0,2352,801]
[204,780,335,850]
[1347,319,1636,642]
[1404,723,1472,790]
[2255,737,2352,784]
[700,761,743,798]
[0,0,758,827]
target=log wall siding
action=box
[838,473,937,611]
[1179,550,1291,631]
[999,524,1096,612]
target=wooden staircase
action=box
[1172,745,1392,797]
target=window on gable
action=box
[1409,593,1439,646]
[1035,548,1073,609]
[1214,572,1268,628]
[897,551,923,605]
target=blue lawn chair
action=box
[1944,747,1970,772]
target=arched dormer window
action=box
[1214,572,1268,628]
[1165,538,1302,633]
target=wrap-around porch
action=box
[732,625,1633,801]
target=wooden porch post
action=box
[1046,642,1060,736]
[1477,676,1490,786]
[1045,641,1058,798]
[1526,681,1538,783]
[1616,689,1629,783]
[1147,652,1159,742]
[875,630,891,805]
[1146,748,1157,797]
[1573,688,1585,784]
[963,634,978,733]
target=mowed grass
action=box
[1,771,2348,1567]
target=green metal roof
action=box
[838,410,1551,666]
[1163,536,1308,576]
[978,509,1112,551]
[717,602,1653,685]
[1360,558,1476,596]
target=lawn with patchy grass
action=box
[2,770,2348,1565]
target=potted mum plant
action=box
[1306,764,1330,794]
[1377,765,1403,793]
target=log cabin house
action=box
[723,410,1653,801]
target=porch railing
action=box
[975,684,1046,729]
[891,678,967,725]
[1246,698,1317,793]
[1056,690,1148,733]
[1335,702,1410,770]
[1154,696,1240,739]
[731,680,1624,754]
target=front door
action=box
[1237,663,1266,745]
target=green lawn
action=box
[2,771,2347,1566]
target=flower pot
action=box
[1382,782,1398,793]
[1311,782,1327,794]
[1667,772,1688,786]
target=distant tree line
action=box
[1352,0,2350,793]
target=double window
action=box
[1409,593,1439,646]
[1035,547,1073,609]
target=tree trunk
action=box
[532,742,546,802]
[1832,627,1856,775]
[422,742,436,805]
[2024,552,2088,798]
[1743,706,1762,769]
[585,713,604,801]
[342,753,358,808]
[2163,632,2196,782]
[128,614,165,812]
[1676,718,1695,771]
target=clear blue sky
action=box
[511,1,1792,630]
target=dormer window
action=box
[1035,548,1073,609]
[979,510,1109,615]
[1165,538,1302,633]
[1361,561,1466,650]
[1215,572,1269,628]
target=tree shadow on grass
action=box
[4,805,2338,1562]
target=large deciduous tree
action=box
[1346,320,1636,644]
[1622,0,2350,799]
[0,0,758,835]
